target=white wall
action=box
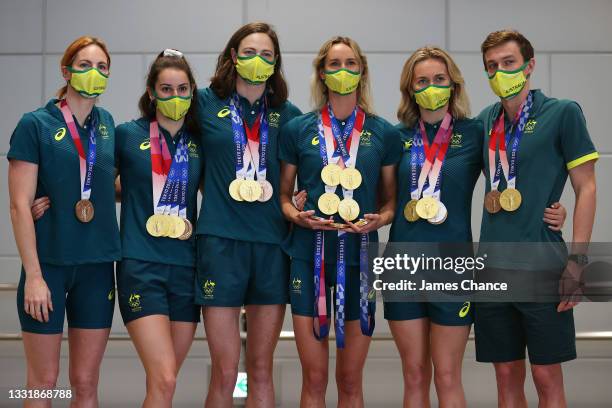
[1,1,611,406]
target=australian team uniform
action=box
[8,99,120,334]
[280,106,401,347]
[194,87,302,307]
[475,89,599,364]
[115,118,202,324]
[385,115,484,325]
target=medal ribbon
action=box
[409,112,452,200]
[489,91,533,191]
[59,100,97,201]
[149,121,189,217]
[419,114,453,200]
[229,94,268,182]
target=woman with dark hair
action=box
[194,22,303,407]
[113,49,203,407]
[8,35,120,406]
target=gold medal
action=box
[178,219,193,241]
[403,199,420,222]
[416,196,439,220]
[75,199,94,223]
[353,218,369,227]
[428,201,448,225]
[499,188,522,212]
[321,164,342,186]
[167,215,186,239]
[239,179,262,202]
[338,198,360,222]
[484,190,502,214]
[257,179,274,202]
[229,179,244,201]
[340,167,362,190]
[146,214,169,237]
[317,192,340,215]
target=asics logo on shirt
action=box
[311,135,320,146]
[403,139,413,151]
[54,127,67,141]
[458,301,471,318]
[140,139,151,150]
[217,107,230,118]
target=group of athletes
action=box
[8,21,598,408]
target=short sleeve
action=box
[278,117,300,165]
[7,113,40,164]
[114,122,127,170]
[382,122,402,166]
[560,101,598,170]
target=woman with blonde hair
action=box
[279,36,401,407]
[385,46,567,407]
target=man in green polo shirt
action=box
[475,29,598,407]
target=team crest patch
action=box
[524,119,537,133]
[129,293,142,312]
[360,130,372,146]
[202,279,216,299]
[188,140,199,158]
[450,133,463,148]
[98,123,110,139]
[291,277,302,294]
[268,112,281,128]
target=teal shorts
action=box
[195,235,289,307]
[117,259,200,324]
[289,258,361,321]
[475,302,576,365]
[384,301,473,326]
[17,263,115,334]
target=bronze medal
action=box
[178,219,193,241]
[484,190,502,214]
[257,179,274,202]
[75,199,94,223]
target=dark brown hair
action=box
[138,50,200,137]
[57,36,111,98]
[210,22,288,107]
[481,29,535,68]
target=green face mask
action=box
[487,61,529,99]
[324,68,361,95]
[67,66,108,98]
[235,55,276,84]
[414,84,452,111]
[154,92,192,121]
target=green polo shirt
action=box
[7,99,121,265]
[279,111,402,266]
[196,87,302,244]
[389,118,484,243]
[115,118,203,267]
[478,89,598,268]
